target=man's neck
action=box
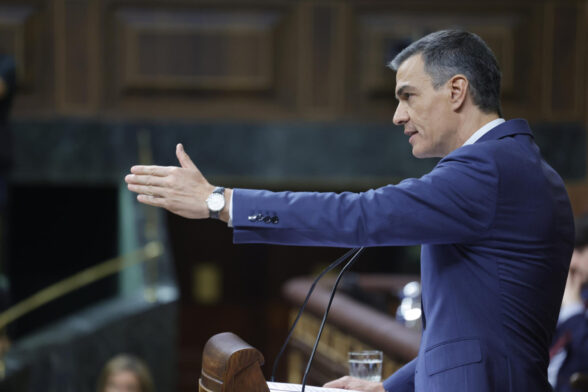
[455,112,500,147]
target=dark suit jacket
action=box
[232,119,575,392]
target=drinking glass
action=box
[348,350,382,382]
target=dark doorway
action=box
[7,184,118,338]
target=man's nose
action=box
[393,104,408,125]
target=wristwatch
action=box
[206,186,226,219]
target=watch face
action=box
[207,193,225,212]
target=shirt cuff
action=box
[227,189,234,228]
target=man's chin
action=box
[411,146,442,159]
[411,147,429,159]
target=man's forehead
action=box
[394,55,431,93]
[396,54,425,78]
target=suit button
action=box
[263,216,272,224]
[248,213,263,222]
[271,216,279,224]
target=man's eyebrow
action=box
[395,85,413,99]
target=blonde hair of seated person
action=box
[97,354,155,392]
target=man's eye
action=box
[395,92,413,101]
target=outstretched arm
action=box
[125,143,232,222]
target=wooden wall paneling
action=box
[117,9,277,91]
[543,1,587,217]
[497,3,542,120]
[586,0,588,127]
[355,13,411,98]
[543,1,585,121]
[567,183,588,216]
[352,7,527,121]
[0,2,53,116]
[569,1,584,119]
[352,10,414,119]
[297,1,347,120]
[109,3,299,119]
[568,1,588,216]
[584,2,588,199]
[0,4,33,86]
[469,25,516,96]
[53,0,65,110]
[54,0,100,114]
[542,1,555,120]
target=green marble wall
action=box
[10,118,585,187]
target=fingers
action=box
[130,165,174,176]
[127,184,164,198]
[323,376,350,388]
[176,143,197,170]
[137,194,166,208]
[324,376,384,392]
[125,173,167,187]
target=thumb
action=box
[176,143,197,169]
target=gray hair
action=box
[389,30,502,116]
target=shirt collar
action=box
[462,118,505,146]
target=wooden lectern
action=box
[199,332,269,392]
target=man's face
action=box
[570,247,588,284]
[393,54,457,158]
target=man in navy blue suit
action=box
[549,215,588,392]
[126,30,575,391]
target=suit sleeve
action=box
[382,358,416,392]
[232,146,498,247]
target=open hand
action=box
[125,143,230,220]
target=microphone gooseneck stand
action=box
[270,247,360,382]
[300,247,365,392]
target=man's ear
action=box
[448,75,468,110]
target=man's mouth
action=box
[404,129,418,142]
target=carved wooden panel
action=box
[103,3,300,118]
[115,8,280,92]
[0,1,55,116]
[297,2,347,119]
[0,4,35,86]
[54,0,101,113]
[545,2,585,119]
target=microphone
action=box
[270,247,360,382]
[301,247,365,392]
